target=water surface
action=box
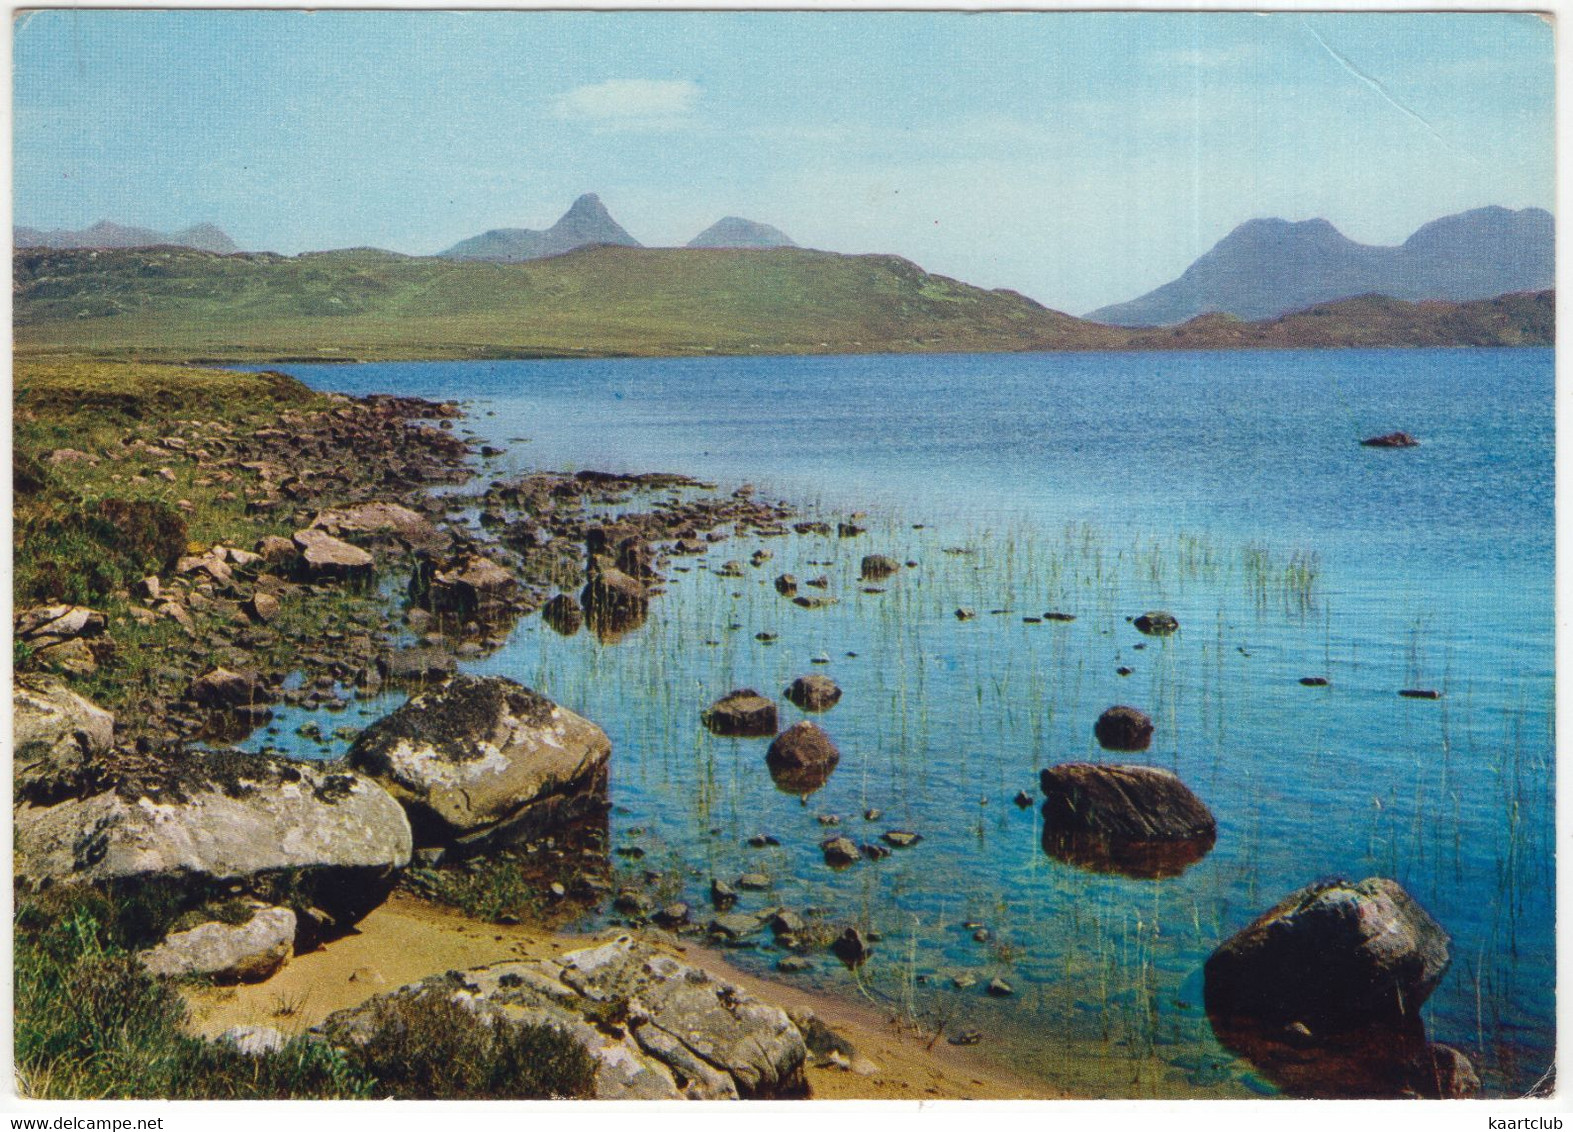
[251,349,1554,1098]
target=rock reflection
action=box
[768,760,836,798]
[1041,825,1215,879]
[1205,1010,1480,1099]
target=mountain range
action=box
[439,193,643,262]
[14,220,239,255]
[1088,206,1553,326]
[440,194,800,261]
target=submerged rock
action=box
[1204,877,1450,1033]
[784,674,842,713]
[1361,432,1419,448]
[580,565,649,643]
[315,935,808,1099]
[1133,611,1180,636]
[703,689,779,737]
[1041,762,1215,843]
[1040,762,1216,879]
[859,554,900,581]
[832,927,871,969]
[348,674,610,850]
[766,722,840,780]
[1093,705,1154,752]
[542,593,584,636]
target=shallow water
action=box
[247,349,1553,1098]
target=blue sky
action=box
[12,10,1554,314]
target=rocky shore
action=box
[16,359,992,1100]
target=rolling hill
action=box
[13,243,1126,361]
[1089,206,1553,326]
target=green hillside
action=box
[1124,290,1554,350]
[14,244,1126,362]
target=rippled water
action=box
[247,349,1554,1098]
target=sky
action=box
[11,9,1556,315]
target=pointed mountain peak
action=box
[561,193,611,221]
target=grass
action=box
[11,357,399,714]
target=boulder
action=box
[311,502,446,550]
[1133,611,1179,636]
[377,647,456,685]
[774,574,799,597]
[254,535,298,568]
[215,1026,289,1057]
[32,637,104,677]
[581,565,649,643]
[314,935,808,1099]
[13,676,115,797]
[139,905,296,983]
[16,604,107,647]
[189,666,273,711]
[542,593,584,636]
[703,689,778,738]
[14,753,411,933]
[243,591,281,624]
[292,528,374,585]
[1040,762,1215,844]
[1361,432,1419,449]
[820,836,859,867]
[766,722,840,775]
[348,675,610,849]
[784,675,841,713]
[859,555,900,581]
[832,927,871,968]
[412,552,519,623]
[1094,705,1154,751]
[1204,877,1451,1033]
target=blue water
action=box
[258,349,1554,1097]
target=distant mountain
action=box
[14,220,239,254]
[1124,290,1553,350]
[1088,206,1554,326]
[687,217,796,249]
[440,193,641,262]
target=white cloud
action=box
[551,79,700,129]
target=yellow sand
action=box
[182,892,1055,1100]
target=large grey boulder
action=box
[348,675,610,849]
[139,904,296,983]
[13,675,115,797]
[14,752,411,933]
[316,934,808,1099]
[1204,877,1451,1032]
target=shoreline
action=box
[183,891,1056,1101]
